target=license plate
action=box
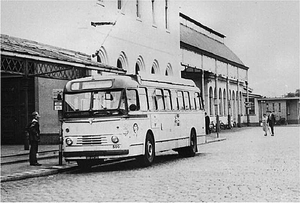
[86,156,100,159]
[113,144,120,149]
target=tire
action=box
[138,134,155,167]
[178,130,197,157]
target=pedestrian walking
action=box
[26,111,42,166]
[262,113,268,136]
[205,112,210,134]
[267,111,276,136]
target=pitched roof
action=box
[0,34,125,73]
[180,24,248,69]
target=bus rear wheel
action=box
[138,134,155,167]
[178,130,197,157]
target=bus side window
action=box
[155,89,164,110]
[171,90,178,110]
[127,89,138,111]
[183,91,190,110]
[190,92,196,110]
[149,88,155,111]
[177,91,184,110]
[164,89,172,110]
[195,92,200,110]
[138,88,148,111]
[200,93,204,110]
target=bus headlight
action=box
[65,138,73,146]
[111,136,119,143]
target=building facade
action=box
[89,0,181,77]
[1,0,251,144]
[179,14,249,127]
[258,97,300,124]
[91,1,250,127]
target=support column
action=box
[215,60,220,138]
[246,69,250,126]
[201,70,205,107]
[24,62,29,150]
[226,64,231,128]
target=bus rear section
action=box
[61,74,206,168]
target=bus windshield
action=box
[64,89,126,117]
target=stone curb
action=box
[0,164,77,183]
[206,137,227,144]
[1,155,59,165]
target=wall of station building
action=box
[259,99,300,124]
[36,77,68,143]
[181,49,248,126]
[91,0,182,77]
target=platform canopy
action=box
[1,34,126,80]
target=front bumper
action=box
[63,149,129,158]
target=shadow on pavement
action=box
[72,152,209,174]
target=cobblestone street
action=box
[1,126,299,202]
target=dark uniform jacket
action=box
[26,119,40,143]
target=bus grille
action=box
[77,135,108,145]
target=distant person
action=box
[26,111,42,166]
[267,111,276,136]
[205,112,210,134]
[262,113,268,136]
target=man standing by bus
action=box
[205,112,210,134]
[267,111,276,136]
[27,111,42,166]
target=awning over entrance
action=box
[1,34,126,80]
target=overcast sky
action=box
[1,0,299,97]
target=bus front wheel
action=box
[138,134,155,167]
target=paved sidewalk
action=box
[1,145,77,182]
[1,134,227,183]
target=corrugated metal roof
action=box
[0,34,125,73]
[180,24,246,68]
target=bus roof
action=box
[64,74,199,92]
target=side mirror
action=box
[129,104,137,111]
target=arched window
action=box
[135,64,140,75]
[95,46,108,74]
[117,51,128,70]
[135,56,145,75]
[165,63,173,76]
[96,47,108,64]
[219,88,223,116]
[151,60,159,75]
[209,87,213,116]
[117,59,122,69]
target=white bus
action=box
[62,74,206,168]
